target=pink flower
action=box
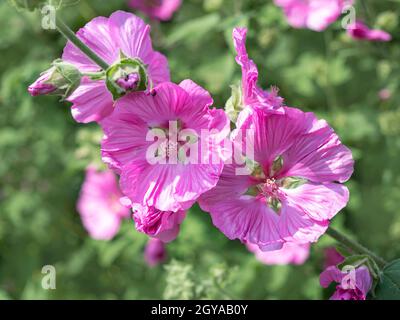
[199,107,354,251]
[324,247,344,268]
[144,238,167,267]
[347,21,392,42]
[129,0,182,21]
[28,70,56,96]
[101,80,230,212]
[231,27,284,124]
[274,0,353,32]
[62,10,170,123]
[320,265,372,300]
[132,203,186,242]
[246,242,310,265]
[77,166,130,240]
[379,89,392,101]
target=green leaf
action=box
[375,259,400,300]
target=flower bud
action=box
[28,59,82,99]
[106,54,148,100]
[144,238,167,267]
[224,83,243,123]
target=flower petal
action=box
[320,265,343,288]
[121,159,223,212]
[283,182,349,221]
[279,198,329,243]
[355,266,373,295]
[68,80,114,123]
[109,11,153,61]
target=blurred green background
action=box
[0,0,400,299]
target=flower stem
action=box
[326,226,387,268]
[55,17,109,70]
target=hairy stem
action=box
[326,227,387,268]
[55,17,109,70]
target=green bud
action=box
[28,59,82,99]
[105,52,149,100]
[225,83,243,123]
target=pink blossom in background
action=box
[324,247,344,268]
[379,89,392,101]
[28,69,56,96]
[144,238,167,267]
[246,242,310,265]
[347,21,392,42]
[101,80,230,212]
[232,27,284,125]
[129,0,182,21]
[199,107,354,251]
[132,203,186,242]
[62,10,170,123]
[274,0,353,32]
[77,166,130,240]
[320,265,372,300]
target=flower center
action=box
[260,178,280,198]
[150,121,199,164]
[159,140,179,159]
[255,178,283,213]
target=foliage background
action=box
[0,0,399,299]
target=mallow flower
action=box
[144,238,167,267]
[62,10,170,123]
[132,203,186,242]
[77,166,130,240]
[246,242,310,265]
[101,80,230,212]
[320,265,372,300]
[274,0,353,32]
[199,107,354,251]
[227,28,284,124]
[347,21,392,42]
[129,0,182,21]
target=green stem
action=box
[55,17,109,70]
[326,227,387,268]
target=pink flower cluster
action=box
[29,10,357,278]
[58,11,229,248]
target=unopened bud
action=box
[106,53,149,100]
[28,59,82,99]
